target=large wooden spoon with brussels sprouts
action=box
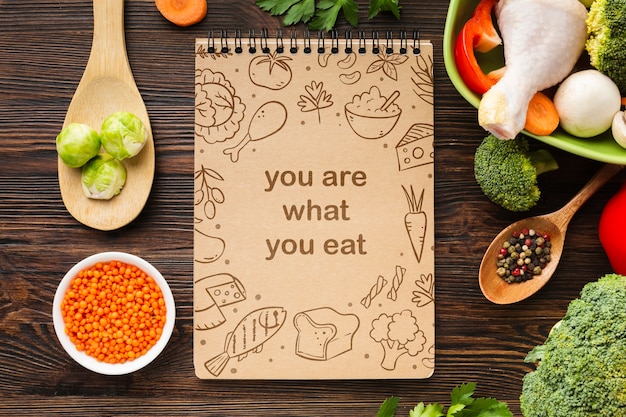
[58,0,154,231]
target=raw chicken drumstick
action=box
[478,0,588,140]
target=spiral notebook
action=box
[193,29,434,379]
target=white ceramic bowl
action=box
[53,252,175,375]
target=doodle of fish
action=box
[204,306,287,376]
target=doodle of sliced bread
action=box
[294,307,359,361]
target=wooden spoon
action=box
[479,163,622,304]
[58,0,154,231]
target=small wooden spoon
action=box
[58,0,154,231]
[479,163,622,304]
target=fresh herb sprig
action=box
[255,0,401,31]
[377,383,513,417]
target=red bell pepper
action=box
[599,178,626,274]
[454,0,501,95]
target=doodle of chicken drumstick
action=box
[223,101,287,162]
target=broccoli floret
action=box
[520,274,626,417]
[474,134,558,212]
[586,0,626,95]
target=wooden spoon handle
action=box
[553,163,623,229]
[88,0,130,79]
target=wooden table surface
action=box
[0,0,621,415]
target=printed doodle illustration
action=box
[402,185,427,263]
[361,275,387,309]
[194,227,225,264]
[195,68,246,144]
[194,164,225,222]
[369,309,427,371]
[297,81,333,124]
[412,273,434,307]
[366,51,409,81]
[360,265,407,308]
[204,307,287,376]
[249,51,293,90]
[195,273,246,330]
[396,123,434,171]
[411,54,434,105]
[345,86,401,139]
[223,101,288,162]
[294,307,359,361]
[386,265,407,301]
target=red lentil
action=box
[60,260,166,364]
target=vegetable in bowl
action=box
[443,0,626,164]
[586,0,626,96]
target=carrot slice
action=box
[155,0,207,27]
[524,92,560,136]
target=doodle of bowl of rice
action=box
[345,86,401,139]
[195,68,246,144]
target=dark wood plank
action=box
[0,0,621,415]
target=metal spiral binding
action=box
[207,28,422,56]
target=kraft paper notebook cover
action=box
[193,29,434,379]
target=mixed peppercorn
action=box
[496,228,552,283]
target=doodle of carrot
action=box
[402,185,427,263]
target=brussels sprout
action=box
[81,153,127,200]
[56,123,101,168]
[100,111,148,160]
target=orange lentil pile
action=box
[61,260,167,364]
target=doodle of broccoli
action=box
[369,309,426,370]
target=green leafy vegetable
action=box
[81,153,127,200]
[378,397,401,417]
[377,383,512,417]
[56,123,101,168]
[255,0,399,31]
[520,274,626,417]
[100,111,148,161]
[368,0,401,19]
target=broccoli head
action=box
[586,0,626,95]
[474,134,558,212]
[520,274,626,417]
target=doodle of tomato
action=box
[248,51,293,90]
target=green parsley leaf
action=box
[256,0,298,16]
[368,0,401,19]
[309,0,359,31]
[410,402,445,417]
[283,0,316,25]
[377,397,401,417]
[454,398,513,417]
[450,382,477,409]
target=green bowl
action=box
[443,0,626,164]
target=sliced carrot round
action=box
[155,0,207,27]
[524,92,560,137]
